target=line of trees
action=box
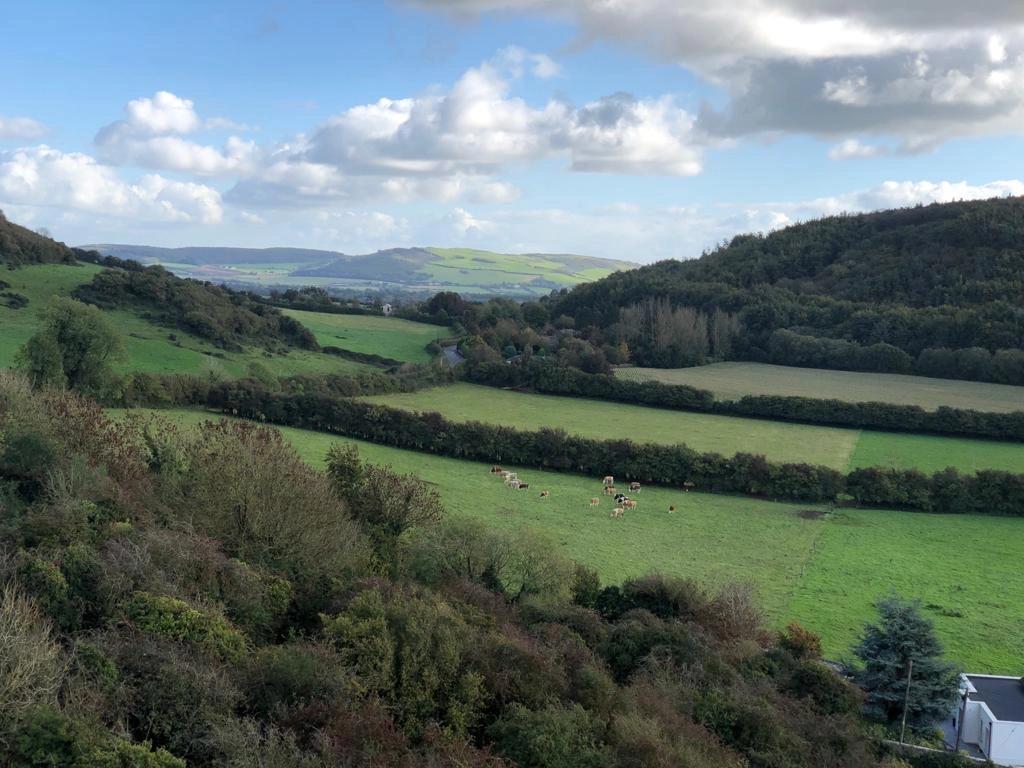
[465,359,1024,442]
[206,379,1024,516]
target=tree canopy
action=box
[17,297,125,397]
[853,595,960,733]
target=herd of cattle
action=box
[489,467,677,518]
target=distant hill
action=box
[549,196,1024,382]
[0,210,77,266]
[82,243,636,298]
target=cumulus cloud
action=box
[0,116,48,140]
[0,145,223,224]
[232,50,702,208]
[412,1,1024,149]
[95,90,258,176]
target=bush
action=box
[125,591,248,662]
[0,586,65,721]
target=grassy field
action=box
[281,309,449,363]
[0,264,369,379]
[124,407,1024,672]
[617,362,1024,414]
[360,383,1024,474]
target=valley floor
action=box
[118,407,1024,674]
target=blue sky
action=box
[2,0,1023,262]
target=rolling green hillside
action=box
[0,263,371,379]
[87,243,636,297]
[133,407,1024,672]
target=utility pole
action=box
[954,688,970,752]
[900,659,914,744]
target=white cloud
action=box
[239,211,265,224]
[95,91,258,176]
[122,91,200,134]
[0,145,223,224]
[414,1,1024,150]
[828,138,884,159]
[0,116,48,140]
[234,50,703,209]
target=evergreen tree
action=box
[853,596,960,733]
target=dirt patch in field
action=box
[798,509,825,520]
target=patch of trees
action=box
[0,211,77,266]
[1,373,897,767]
[542,197,1024,382]
[204,379,1024,516]
[466,359,1024,442]
[71,263,319,352]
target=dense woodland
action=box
[532,198,1024,382]
[0,211,77,267]
[1,373,941,768]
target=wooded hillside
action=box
[0,210,77,266]
[546,196,1024,379]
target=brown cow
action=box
[491,465,503,473]
[610,507,624,518]
[602,475,614,487]
[602,485,616,496]
[589,497,600,507]
[623,499,638,511]
[629,481,641,493]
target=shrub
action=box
[0,585,65,720]
[126,591,247,662]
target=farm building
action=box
[951,674,1024,766]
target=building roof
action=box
[967,675,1024,722]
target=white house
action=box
[954,674,1024,766]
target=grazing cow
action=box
[518,482,529,490]
[539,490,550,498]
[668,505,676,513]
[589,497,600,507]
[501,471,512,481]
[614,493,627,504]
[602,475,614,487]
[491,465,503,473]
[602,485,616,496]
[623,499,638,511]
[629,482,641,493]
[509,479,521,490]
[610,507,624,518]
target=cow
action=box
[491,465,503,474]
[682,481,694,492]
[602,475,614,487]
[602,485,617,496]
[614,493,627,504]
[518,482,529,490]
[668,505,676,514]
[589,497,600,507]
[501,471,512,481]
[539,490,550,498]
[509,479,521,490]
[629,482,641,493]
[623,499,638,511]
[610,507,624,518]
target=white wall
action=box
[990,721,1024,766]
[962,700,985,745]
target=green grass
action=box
[361,383,862,468]
[617,362,1024,414]
[359,383,1024,475]
[122,407,1024,672]
[0,263,370,379]
[281,309,449,363]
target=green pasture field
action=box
[281,309,449,363]
[617,362,1024,414]
[0,264,369,379]
[359,383,1024,474]
[122,407,1024,672]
